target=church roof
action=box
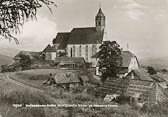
[53,27,104,48]
[68,27,104,44]
[53,33,69,49]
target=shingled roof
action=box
[43,44,56,52]
[68,27,104,44]
[52,27,104,49]
[54,72,80,84]
[126,69,154,82]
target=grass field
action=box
[0,54,12,66]
[1,71,168,117]
[10,69,80,89]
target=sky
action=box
[0,0,168,59]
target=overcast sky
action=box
[0,0,168,59]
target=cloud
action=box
[0,16,57,51]
[112,0,145,21]
[124,0,145,21]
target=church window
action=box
[73,45,75,57]
[79,45,82,57]
[70,48,73,57]
[86,45,88,60]
[92,45,96,56]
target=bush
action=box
[1,64,18,73]
[115,95,132,105]
[147,66,157,75]
[162,69,168,73]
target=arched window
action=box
[73,45,75,57]
[79,45,82,57]
[92,45,96,56]
[70,48,73,57]
[85,45,88,60]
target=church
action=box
[43,8,107,67]
[42,7,140,76]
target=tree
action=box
[0,0,56,43]
[97,41,122,81]
[18,54,32,70]
[147,66,157,75]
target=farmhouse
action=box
[95,51,140,77]
[54,72,89,90]
[95,69,168,104]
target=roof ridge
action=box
[57,32,70,34]
[72,27,96,30]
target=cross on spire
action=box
[99,1,101,8]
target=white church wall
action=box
[67,44,101,63]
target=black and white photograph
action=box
[0,0,168,117]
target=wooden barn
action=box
[54,72,89,90]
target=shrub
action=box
[115,95,132,105]
[147,66,157,75]
[1,64,18,73]
[162,69,168,73]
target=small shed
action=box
[42,44,56,61]
[78,75,90,85]
[54,72,81,90]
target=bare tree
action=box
[0,0,56,43]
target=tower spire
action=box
[95,4,105,32]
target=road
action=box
[0,73,45,93]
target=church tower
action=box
[95,8,105,32]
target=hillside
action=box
[0,54,13,66]
[140,57,168,70]
[0,47,20,57]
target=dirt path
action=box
[2,73,45,93]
